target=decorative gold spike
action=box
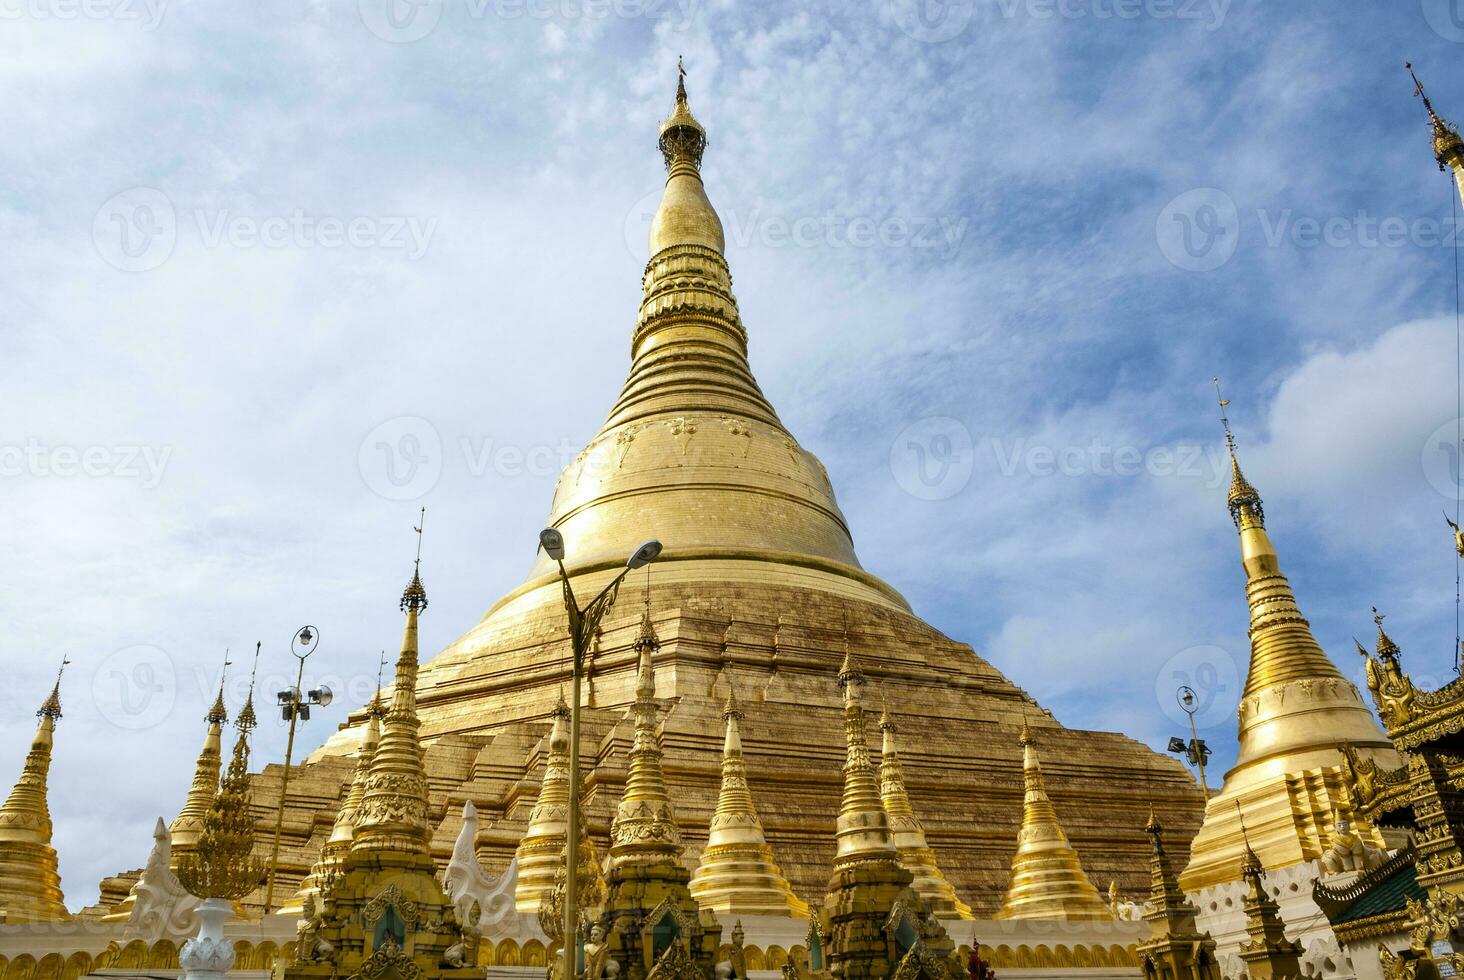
[995,725,1112,920]
[515,685,575,912]
[175,691,266,901]
[0,668,72,922]
[689,677,808,917]
[608,608,683,866]
[170,659,231,857]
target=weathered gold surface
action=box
[994,725,1111,921]
[1180,439,1397,891]
[0,681,69,924]
[687,683,807,917]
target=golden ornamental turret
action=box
[351,566,432,855]
[170,677,230,858]
[688,681,808,917]
[0,668,71,923]
[1408,63,1464,203]
[280,688,385,916]
[608,606,684,867]
[514,689,573,913]
[1136,810,1220,980]
[1236,844,1304,978]
[1181,384,1397,891]
[877,699,971,920]
[994,724,1112,921]
[821,642,952,980]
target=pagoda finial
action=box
[1214,376,1264,529]
[352,519,433,853]
[722,676,743,721]
[237,642,261,733]
[997,725,1112,920]
[171,651,232,855]
[206,651,230,725]
[1372,606,1402,660]
[1407,62,1464,170]
[401,506,429,613]
[38,655,68,720]
[659,56,707,172]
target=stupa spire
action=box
[0,661,71,922]
[609,600,684,865]
[832,638,897,865]
[1181,383,1395,890]
[352,512,433,854]
[514,689,574,912]
[877,696,971,919]
[170,654,231,857]
[1236,827,1304,977]
[1407,62,1464,177]
[689,677,808,917]
[995,724,1112,920]
[1136,810,1221,979]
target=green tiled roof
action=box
[1315,856,1425,925]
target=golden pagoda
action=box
[0,669,70,924]
[994,724,1112,921]
[171,679,229,857]
[99,64,1202,921]
[281,547,479,980]
[1135,810,1220,980]
[876,700,970,920]
[1236,844,1304,978]
[514,688,572,914]
[820,649,960,980]
[688,680,808,918]
[1180,393,1397,891]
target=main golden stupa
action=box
[109,71,1206,919]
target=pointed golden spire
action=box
[689,677,808,917]
[0,662,72,922]
[170,656,231,857]
[515,688,575,912]
[175,685,266,901]
[1136,810,1219,979]
[608,596,684,866]
[1408,62,1464,171]
[831,630,898,867]
[1236,820,1304,977]
[995,724,1112,921]
[352,515,433,854]
[876,695,971,919]
[1182,383,1395,891]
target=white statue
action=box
[442,801,518,930]
[123,817,198,941]
[1320,814,1385,874]
[583,923,621,980]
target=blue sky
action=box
[3,0,1463,908]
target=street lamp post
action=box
[540,529,662,980]
[262,625,334,915]
[1168,685,1211,802]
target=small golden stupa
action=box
[0,670,70,924]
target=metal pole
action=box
[1187,708,1209,803]
[562,631,583,980]
[263,655,305,915]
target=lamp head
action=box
[539,528,566,562]
[1167,736,1187,754]
[627,539,663,569]
[309,684,333,707]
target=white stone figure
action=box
[123,817,199,941]
[296,894,335,963]
[583,923,620,980]
[1320,814,1385,875]
[442,800,519,931]
[179,898,236,980]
